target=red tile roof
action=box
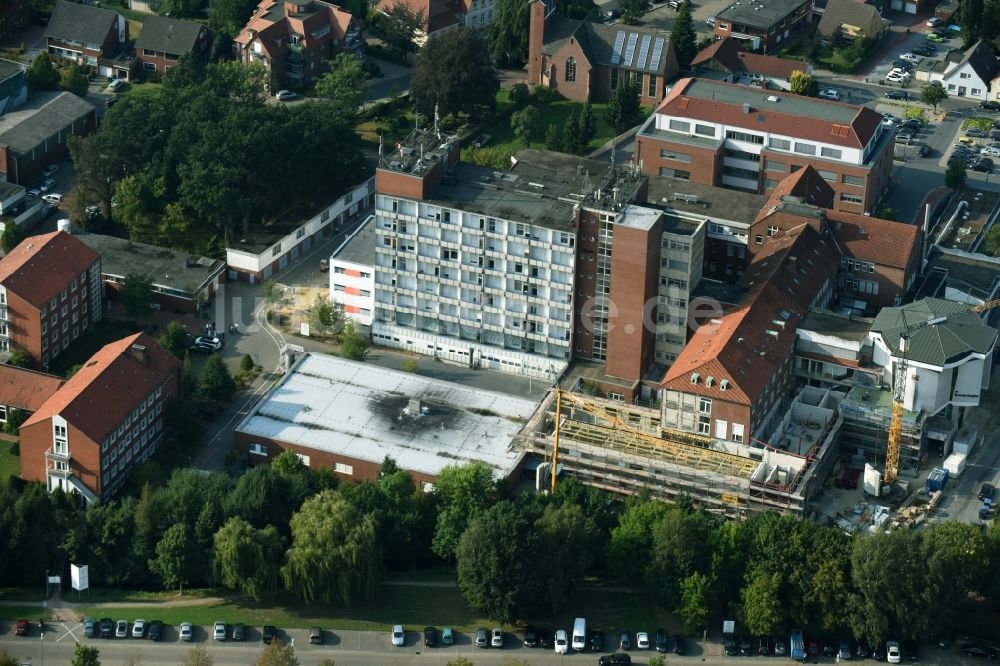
[0,366,64,412]
[736,51,806,79]
[825,209,920,270]
[662,224,838,404]
[654,77,884,149]
[23,333,179,442]
[0,231,99,309]
[235,0,354,52]
[754,165,835,222]
[691,36,742,71]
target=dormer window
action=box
[290,35,300,45]
[690,372,700,384]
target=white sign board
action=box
[723,620,735,634]
[300,322,310,337]
[70,564,89,591]
[47,576,60,585]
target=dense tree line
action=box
[0,458,996,642]
[71,56,367,258]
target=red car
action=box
[14,619,28,636]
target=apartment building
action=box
[713,0,812,53]
[329,215,376,327]
[20,333,180,502]
[636,78,894,214]
[0,231,102,368]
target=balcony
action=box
[45,447,70,462]
[0,305,6,321]
[46,459,71,479]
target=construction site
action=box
[515,385,843,518]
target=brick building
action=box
[635,78,894,214]
[19,333,180,502]
[527,0,678,104]
[713,0,812,53]
[45,0,133,80]
[234,0,363,89]
[135,15,211,78]
[691,37,810,91]
[0,92,97,186]
[0,231,102,368]
[0,365,64,427]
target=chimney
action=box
[527,0,547,87]
[129,343,147,363]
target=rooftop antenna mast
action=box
[434,102,441,140]
[378,133,384,157]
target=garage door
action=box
[905,2,916,12]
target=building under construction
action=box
[515,386,843,518]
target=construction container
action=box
[863,463,882,496]
[944,452,967,477]
[953,427,979,456]
[926,467,949,492]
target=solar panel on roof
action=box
[623,32,639,67]
[610,30,626,65]
[649,36,665,72]
[636,34,651,71]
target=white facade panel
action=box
[330,259,375,326]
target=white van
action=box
[571,617,587,651]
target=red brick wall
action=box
[19,419,103,498]
[636,134,722,186]
[527,0,546,85]
[573,210,600,358]
[6,291,41,361]
[546,38,592,103]
[376,165,441,200]
[605,218,661,381]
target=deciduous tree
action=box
[182,645,214,666]
[282,491,381,605]
[340,320,369,361]
[314,53,370,123]
[789,70,816,96]
[60,63,89,97]
[620,0,649,24]
[945,158,967,191]
[536,502,597,613]
[1,221,23,253]
[253,640,299,666]
[431,462,499,560]
[28,53,59,92]
[159,321,190,358]
[199,353,236,402]
[121,273,154,318]
[379,3,424,57]
[742,570,785,636]
[149,523,198,592]
[412,28,499,119]
[213,517,284,601]
[511,105,541,146]
[678,571,710,633]
[488,0,530,66]
[71,643,101,666]
[7,348,34,369]
[920,83,948,111]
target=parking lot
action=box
[866,22,964,92]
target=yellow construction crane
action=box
[884,298,1000,486]
[548,388,749,505]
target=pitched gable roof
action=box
[23,333,180,442]
[824,209,920,270]
[46,0,120,46]
[0,231,99,309]
[0,366,64,413]
[136,15,206,55]
[945,39,999,84]
[755,165,835,223]
[543,16,672,74]
[235,0,353,53]
[736,51,806,79]
[662,224,837,403]
[691,36,743,72]
[817,0,883,37]
[655,78,885,149]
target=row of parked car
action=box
[78,618,322,646]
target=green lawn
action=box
[963,117,994,132]
[0,606,49,621]
[0,439,18,481]
[47,320,141,378]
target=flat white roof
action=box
[236,353,538,478]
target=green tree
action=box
[27,52,59,92]
[563,111,584,153]
[71,643,101,666]
[579,98,597,145]
[181,352,198,394]
[282,491,381,605]
[620,0,649,24]
[340,320,369,361]
[646,507,713,606]
[182,645,214,666]
[445,659,474,666]
[199,353,236,401]
[535,502,597,613]
[983,224,1000,256]
[605,76,641,133]
[121,273,154,318]
[212,517,284,602]
[309,293,340,338]
[1,221,23,253]
[958,0,984,46]
[161,0,209,18]
[314,53,370,123]
[149,523,198,592]
[545,123,565,151]
[678,571,710,633]
[671,1,697,69]
[209,0,258,36]
[509,82,531,110]
[945,158,967,191]
[487,0,530,66]
[412,28,499,119]
[456,499,540,622]
[511,105,541,146]
[379,2,424,57]
[253,640,299,666]
[159,321,190,358]
[0,651,21,666]
[263,279,277,305]
[789,70,816,96]
[2,407,26,435]
[741,570,785,636]
[920,83,948,111]
[607,496,669,579]
[7,348,34,369]
[60,62,89,97]
[432,462,499,560]
[239,353,255,373]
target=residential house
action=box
[0,91,96,186]
[712,0,812,53]
[234,0,364,89]
[19,333,181,502]
[45,0,133,80]
[0,231,102,368]
[375,0,495,41]
[927,40,999,101]
[660,222,838,443]
[0,0,29,42]
[0,365,64,430]
[691,37,810,91]
[817,0,886,42]
[635,77,894,214]
[527,0,679,104]
[135,15,211,78]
